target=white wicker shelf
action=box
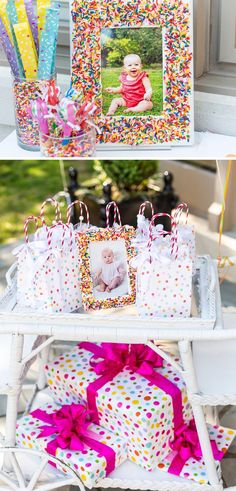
[0,257,235,491]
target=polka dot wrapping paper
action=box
[45,344,193,470]
[134,245,193,318]
[159,424,236,485]
[71,0,194,146]
[16,402,127,489]
[76,226,137,311]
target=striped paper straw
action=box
[24,215,39,244]
[67,200,90,227]
[106,201,122,228]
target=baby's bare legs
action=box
[97,280,107,292]
[106,276,123,292]
[107,97,126,116]
[124,100,153,113]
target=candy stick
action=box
[15,0,38,60]
[37,0,51,39]
[24,0,39,52]
[0,0,13,43]
[13,22,38,79]
[6,0,25,77]
[37,6,60,80]
[0,18,20,76]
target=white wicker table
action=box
[0,258,235,491]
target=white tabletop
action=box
[0,130,236,159]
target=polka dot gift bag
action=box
[32,222,71,312]
[12,215,48,308]
[173,202,196,275]
[132,213,193,318]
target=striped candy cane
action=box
[24,215,40,244]
[67,200,90,227]
[148,213,179,259]
[148,213,171,245]
[173,202,189,226]
[40,198,62,225]
[139,201,154,217]
[47,222,73,251]
[106,201,122,228]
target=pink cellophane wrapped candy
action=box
[16,402,127,488]
[45,343,193,470]
[157,420,236,484]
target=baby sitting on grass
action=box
[105,54,153,115]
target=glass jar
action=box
[12,76,55,151]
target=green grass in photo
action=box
[102,66,163,117]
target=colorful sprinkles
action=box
[12,77,54,148]
[71,0,193,145]
[76,226,137,311]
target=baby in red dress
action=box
[105,54,153,115]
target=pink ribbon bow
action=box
[168,419,225,476]
[79,343,184,431]
[31,403,116,475]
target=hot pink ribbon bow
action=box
[31,403,116,475]
[79,343,184,431]
[168,419,225,476]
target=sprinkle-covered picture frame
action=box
[71,0,193,147]
[77,227,136,310]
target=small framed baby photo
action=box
[77,227,136,310]
[71,0,193,147]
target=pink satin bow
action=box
[79,343,183,431]
[31,403,116,475]
[168,419,225,475]
[80,342,163,379]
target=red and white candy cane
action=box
[106,201,122,228]
[24,215,40,244]
[67,200,90,227]
[139,201,154,217]
[40,198,62,226]
[148,213,178,259]
[173,202,189,226]
[47,222,73,251]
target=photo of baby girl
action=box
[105,54,153,115]
[90,240,129,299]
[101,27,163,117]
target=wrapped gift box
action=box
[45,344,193,470]
[16,402,127,489]
[158,423,236,485]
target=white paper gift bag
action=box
[12,215,47,308]
[132,213,192,318]
[173,203,196,275]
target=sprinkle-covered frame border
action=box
[77,227,136,311]
[71,0,193,146]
